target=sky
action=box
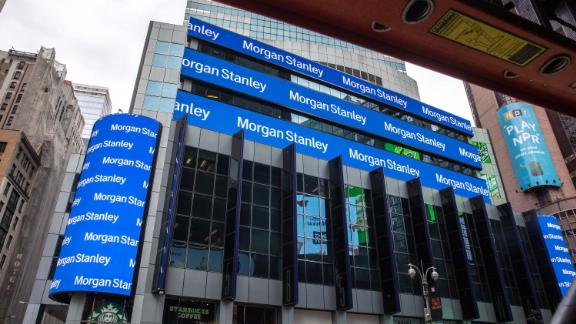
[0,0,474,123]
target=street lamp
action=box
[408,262,439,323]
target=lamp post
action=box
[408,262,439,324]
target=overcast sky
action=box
[0,0,474,123]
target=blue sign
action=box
[497,103,560,191]
[187,17,473,135]
[174,90,490,202]
[181,49,481,169]
[538,215,576,296]
[49,114,161,299]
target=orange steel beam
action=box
[216,0,576,116]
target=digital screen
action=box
[538,215,576,296]
[49,114,161,300]
[180,49,481,169]
[174,90,490,202]
[187,17,473,135]
[498,103,560,191]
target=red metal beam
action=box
[217,0,576,116]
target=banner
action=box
[181,49,481,169]
[497,103,560,191]
[538,215,576,296]
[187,17,473,135]
[49,114,161,300]
[174,90,490,202]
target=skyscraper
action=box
[464,0,576,267]
[72,83,112,139]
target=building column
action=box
[332,310,347,324]
[218,300,234,324]
[65,293,87,324]
[281,306,294,324]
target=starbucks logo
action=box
[87,302,128,323]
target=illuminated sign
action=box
[538,215,576,296]
[181,49,481,168]
[498,103,560,191]
[187,17,473,135]
[49,114,161,300]
[174,90,490,202]
[163,299,215,323]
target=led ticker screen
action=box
[538,215,576,296]
[49,114,161,301]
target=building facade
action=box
[72,83,112,139]
[0,129,40,286]
[464,0,576,267]
[21,7,576,322]
[0,47,84,323]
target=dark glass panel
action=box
[253,184,270,206]
[306,262,323,284]
[177,191,192,215]
[252,254,268,278]
[252,206,269,229]
[173,216,189,241]
[254,163,270,184]
[216,155,229,175]
[188,219,210,245]
[214,175,228,198]
[192,194,212,219]
[210,222,225,247]
[195,171,215,195]
[251,229,269,254]
[212,198,226,221]
[180,168,195,191]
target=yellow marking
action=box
[430,10,546,66]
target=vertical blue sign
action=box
[497,103,560,191]
[49,114,161,301]
[538,215,576,296]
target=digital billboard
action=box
[180,49,481,169]
[49,114,161,301]
[174,90,490,202]
[538,215,576,296]
[187,17,473,135]
[497,103,560,191]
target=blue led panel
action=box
[49,114,161,301]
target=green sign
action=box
[87,302,128,323]
[472,141,492,164]
[480,173,501,199]
[384,142,421,160]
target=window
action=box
[297,173,333,285]
[1,103,7,111]
[0,142,6,154]
[237,161,282,279]
[12,71,21,80]
[9,82,16,89]
[170,147,230,273]
[346,185,379,290]
[4,92,12,100]
[3,183,11,196]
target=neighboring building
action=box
[471,128,507,206]
[72,83,112,139]
[0,47,84,323]
[23,6,576,321]
[0,129,40,285]
[0,0,5,14]
[464,0,576,267]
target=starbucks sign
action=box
[163,299,215,323]
[87,302,128,323]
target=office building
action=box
[0,47,84,322]
[21,4,576,320]
[72,83,112,139]
[0,129,40,285]
[464,0,576,266]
